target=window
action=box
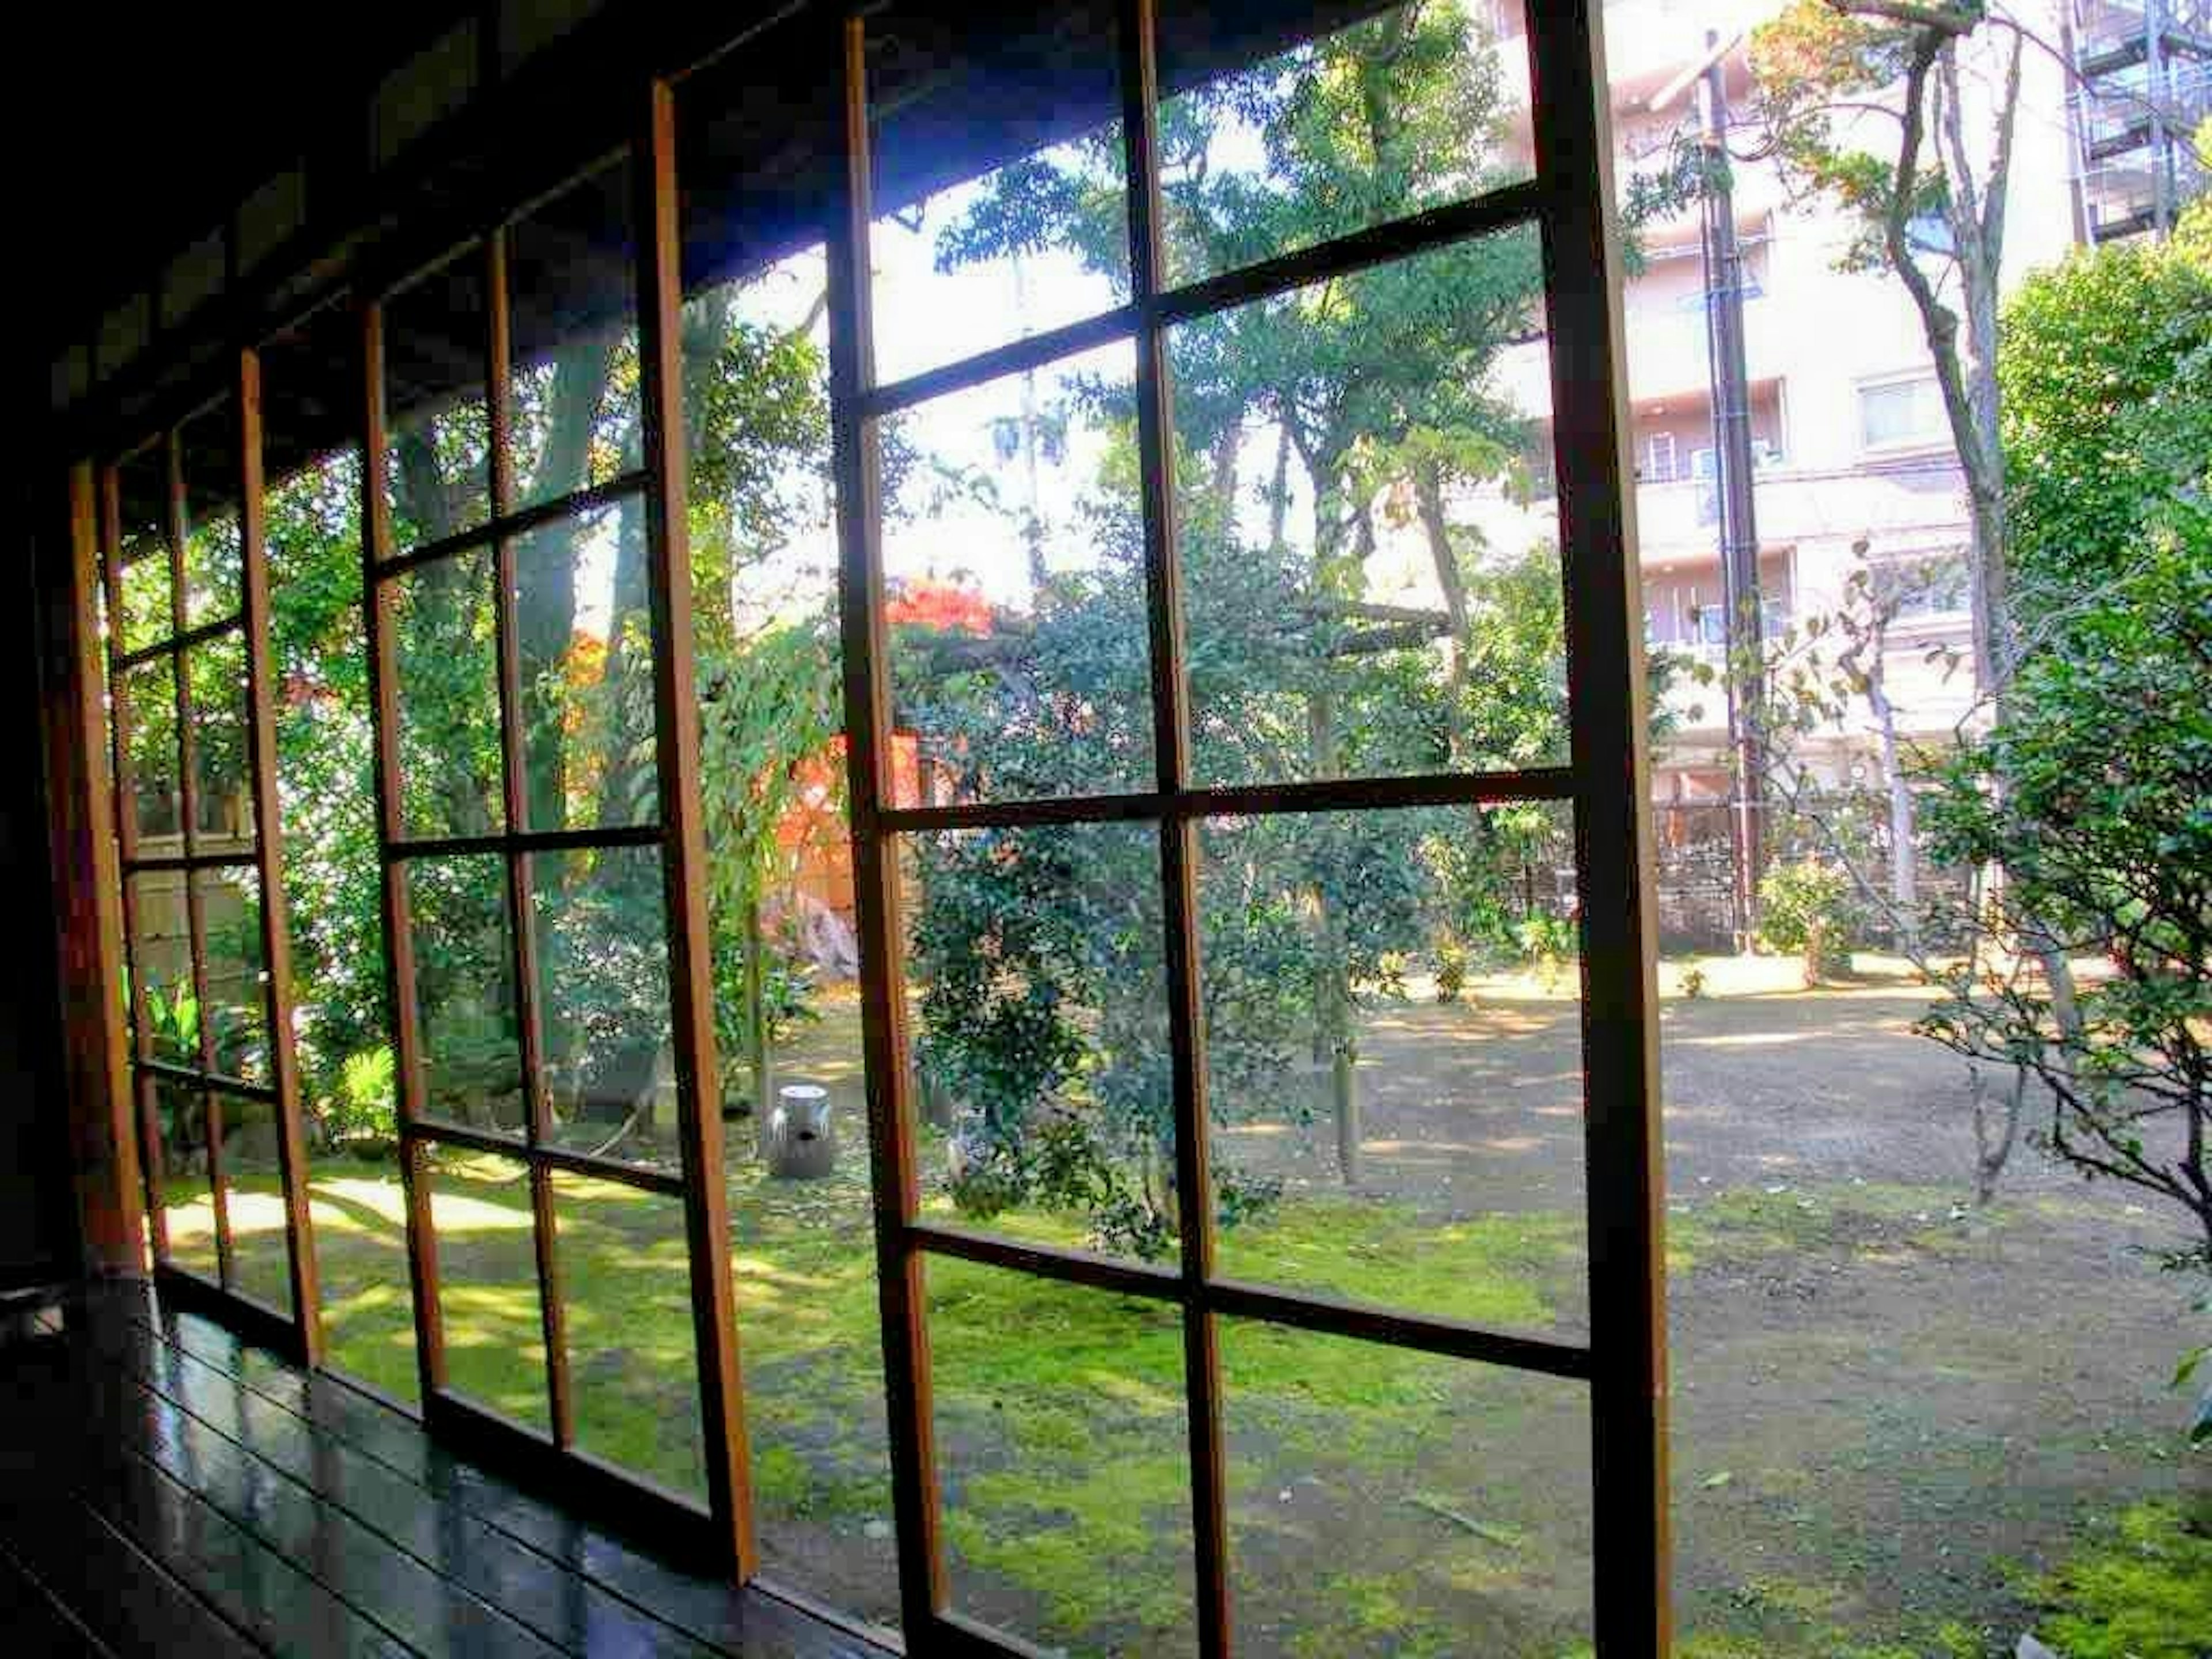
[78,5,1664,1655]
[1640,429,1679,483]
[1857,372,1946,450]
[1873,550,1971,619]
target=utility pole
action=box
[1697,31,1767,950]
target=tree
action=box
[897,2,1567,1249]
[1999,221,2212,605]
[1749,0,2031,695]
[1918,534,2212,1268]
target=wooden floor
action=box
[0,1281,893,1658]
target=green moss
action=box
[1666,1181,1993,1271]
[1283,1573,1456,1658]
[2027,1499,2212,1659]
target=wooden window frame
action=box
[819,1,1667,1653]
[354,128,751,1569]
[98,391,322,1369]
[68,0,1664,1647]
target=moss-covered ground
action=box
[168,968,2209,1657]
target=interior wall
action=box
[0,476,82,1288]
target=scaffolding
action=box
[2069,0,2212,241]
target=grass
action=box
[2020,1498,2212,1659]
[161,1105,2198,1657]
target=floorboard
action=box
[0,1283,894,1659]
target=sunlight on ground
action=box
[147,976,2200,1659]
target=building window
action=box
[1873,550,1972,619]
[1857,373,1946,450]
[1640,429,1679,483]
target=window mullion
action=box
[1119,1,1232,1655]
[359,294,450,1405]
[636,75,757,1581]
[828,6,948,1633]
[1527,4,1673,1655]
[236,345,325,1362]
[483,227,577,1453]
[100,465,171,1263]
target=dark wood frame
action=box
[815,1,1666,1653]
[73,0,1664,1646]
[97,390,321,1370]
[352,126,751,1571]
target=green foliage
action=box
[1514,912,1575,968]
[2000,233,2212,600]
[2025,1499,2212,1659]
[897,3,1563,1252]
[1758,859,1853,978]
[1919,540,2212,1265]
[324,1048,398,1147]
[1747,2,1952,273]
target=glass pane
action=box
[116,446,171,565]
[1199,801,1586,1342]
[1156,0,1535,287]
[424,1147,550,1433]
[157,1079,221,1280]
[881,338,1153,806]
[384,251,492,552]
[391,547,505,839]
[672,211,904,1626]
[263,313,422,1403]
[509,160,642,509]
[195,865,271,1086]
[1170,225,1562,785]
[1221,1319,1591,1658]
[406,854,524,1137]
[514,497,657,832]
[550,1172,704,1497]
[865,0,1129,388]
[128,872,196,1066]
[115,447,173,654]
[535,844,676,1173]
[928,1257,1196,1655]
[305,1159,422,1406]
[902,822,1175,1263]
[185,631,255,845]
[121,656,184,843]
[180,399,244,628]
[216,1093,294,1318]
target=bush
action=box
[1758,859,1851,981]
[1434,938,1468,1003]
[1514,912,1575,966]
[320,1047,397,1149]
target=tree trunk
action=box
[1413,459,1473,766]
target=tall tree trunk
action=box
[516,334,622,835]
[1413,458,1473,766]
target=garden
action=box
[138,4,2210,1654]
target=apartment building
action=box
[1478,0,2096,801]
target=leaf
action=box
[1700,1470,1734,1490]
[2176,1344,2210,1389]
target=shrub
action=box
[1434,938,1468,1003]
[1758,859,1852,981]
[321,1047,398,1149]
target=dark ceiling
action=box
[19,0,474,385]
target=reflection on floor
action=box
[0,1281,888,1658]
